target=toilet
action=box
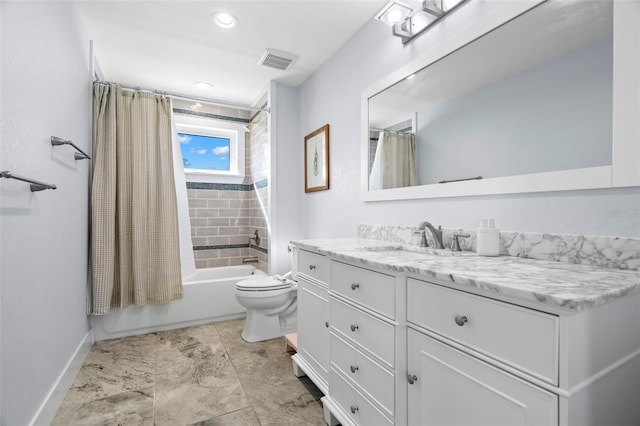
[235,246,298,342]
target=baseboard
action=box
[30,330,94,426]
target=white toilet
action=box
[235,247,298,342]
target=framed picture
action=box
[304,124,330,193]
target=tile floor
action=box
[53,319,325,425]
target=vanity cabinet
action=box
[292,249,330,393]
[292,244,640,426]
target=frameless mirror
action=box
[363,0,639,200]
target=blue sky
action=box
[178,133,230,171]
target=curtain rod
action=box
[93,80,269,113]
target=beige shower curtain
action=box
[88,82,183,315]
[369,131,419,190]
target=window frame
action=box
[175,115,246,184]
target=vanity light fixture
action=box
[375,1,414,26]
[376,0,469,44]
[211,11,238,29]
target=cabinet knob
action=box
[309,265,316,270]
[350,405,359,414]
[350,282,360,290]
[407,374,418,385]
[350,324,359,332]
[325,321,329,328]
[454,315,468,326]
[350,365,359,374]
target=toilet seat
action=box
[236,276,294,291]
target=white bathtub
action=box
[91,265,267,341]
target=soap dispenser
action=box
[476,218,499,256]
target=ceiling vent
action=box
[259,49,298,71]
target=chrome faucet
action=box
[414,221,445,249]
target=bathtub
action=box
[91,265,267,341]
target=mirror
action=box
[363,0,639,200]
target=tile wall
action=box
[174,98,270,272]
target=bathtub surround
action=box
[53,319,325,425]
[188,180,269,270]
[358,224,640,271]
[175,97,271,273]
[89,83,183,315]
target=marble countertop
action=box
[292,238,640,313]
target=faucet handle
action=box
[413,229,428,247]
[451,232,471,251]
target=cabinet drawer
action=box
[330,368,394,426]
[330,261,395,319]
[407,278,559,385]
[330,297,395,368]
[298,249,329,284]
[330,333,394,417]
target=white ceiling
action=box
[76,0,387,107]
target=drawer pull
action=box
[407,374,418,385]
[454,315,468,326]
[350,405,359,414]
[350,365,359,373]
[350,282,360,290]
[309,265,316,270]
[325,321,329,328]
[350,324,359,332]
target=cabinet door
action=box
[298,278,330,383]
[407,328,557,426]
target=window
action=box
[175,115,245,183]
[178,133,231,172]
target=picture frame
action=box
[304,124,330,193]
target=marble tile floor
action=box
[53,319,325,425]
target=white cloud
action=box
[178,135,191,144]
[197,149,207,155]
[213,146,230,155]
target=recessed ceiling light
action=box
[194,82,213,90]
[211,12,238,29]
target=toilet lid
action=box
[236,276,294,291]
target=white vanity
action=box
[291,235,640,426]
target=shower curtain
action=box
[88,82,183,315]
[369,131,419,190]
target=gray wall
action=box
[296,1,639,240]
[0,2,92,425]
[270,82,302,275]
[417,41,613,184]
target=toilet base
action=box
[241,310,283,342]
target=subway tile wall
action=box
[175,96,270,272]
